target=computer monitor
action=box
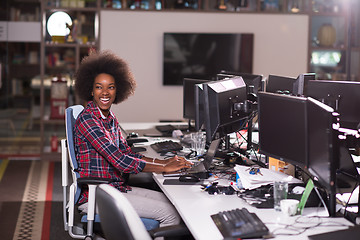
[216,71,264,95]
[183,78,210,130]
[292,73,316,96]
[258,91,359,217]
[265,74,296,94]
[216,71,263,150]
[258,92,309,168]
[306,80,360,130]
[203,76,249,144]
[306,97,338,190]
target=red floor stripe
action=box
[41,162,55,240]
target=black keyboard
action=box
[150,140,183,153]
[211,208,269,239]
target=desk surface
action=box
[153,173,352,240]
[124,123,354,240]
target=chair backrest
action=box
[65,105,84,203]
[96,184,152,240]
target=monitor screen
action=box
[203,77,248,143]
[258,92,308,168]
[183,78,210,120]
[163,33,254,85]
[265,75,296,94]
[306,80,360,129]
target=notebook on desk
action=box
[163,139,221,177]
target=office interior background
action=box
[0,0,359,160]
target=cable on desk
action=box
[232,113,265,167]
[233,114,251,149]
[265,215,351,237]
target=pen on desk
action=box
[202,183,212,192]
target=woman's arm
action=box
[141,155,193,173]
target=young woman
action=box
[74,50,192,227]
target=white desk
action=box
[152,173,353,240]
[123,123,354,240]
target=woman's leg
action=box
[124,187,181,227]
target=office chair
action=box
[96,184,192,240]
[61,105,160,239]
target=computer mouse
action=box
[179,174,200,182]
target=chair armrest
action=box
[78,177,113,186]
[149,224,191,238]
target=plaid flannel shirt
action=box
[74,101,146,203]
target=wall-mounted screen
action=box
[163,33,254,85]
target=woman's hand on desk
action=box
[163,156,187,165]
[163,156,193,173]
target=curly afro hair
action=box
[74,50,136,104]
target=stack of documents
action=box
[234,165,303,190]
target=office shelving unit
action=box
[103,0,310,13]
[0,0,41,157]
[308,0,358,81]
[39,0,100,160]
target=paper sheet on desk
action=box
[336,186,359,205]
[234,165,303,190]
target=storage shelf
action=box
[44,7,99,12]
[39,0,100,159]
[310,46,347,51]
[45,42,97,47]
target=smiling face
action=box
[92,73,116,117]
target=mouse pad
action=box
[163,179,203,185]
